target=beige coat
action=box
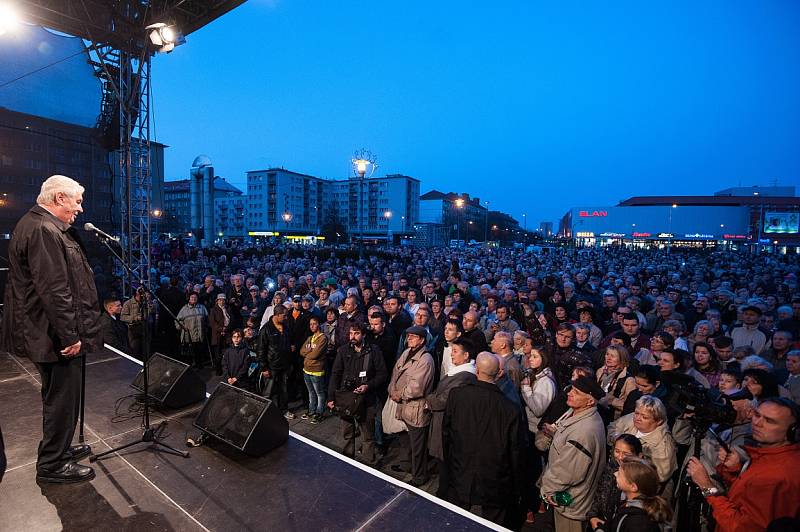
[388,347,435,428]
[595,366,637,419]
[607,412,678,483]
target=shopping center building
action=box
[558,186,800,252]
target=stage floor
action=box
[0,350,495,531]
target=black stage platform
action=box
[0,350,498,531]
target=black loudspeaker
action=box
[193,383,289,456]
[131,352,206,409]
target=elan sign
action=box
[579,210,608,217]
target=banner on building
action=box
[764,212,799,234]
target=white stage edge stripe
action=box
[102,344,508,532]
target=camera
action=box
[662,372,736,427]
[521,367,537,379]
[341,378,358,392]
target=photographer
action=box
[327,322,388,465]
[687,398,800,532]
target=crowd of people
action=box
[96,241,800,531]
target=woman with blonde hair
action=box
[596,344,636,421]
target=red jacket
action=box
[708,443,800,532]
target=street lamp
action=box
[384,210,392,243]
[754,191,764,254]
[455,197,465,242]
[667,204,677,253]
[351,149,378,259]
[522,213,527,244]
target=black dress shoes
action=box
[67,444,92,461]
[37,461,95,484]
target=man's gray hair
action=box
[37,175,84,206]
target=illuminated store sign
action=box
[579,210,608,217]
[723,234,748,240]
[599,232,625,238]
[576,232,595,238]
[632,232,652,238]
[684,233,715,240]
[249,231,280,236]
[657,233,674,238]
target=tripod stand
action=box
[90,234,188,462]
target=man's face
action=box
[576,328,589,343]
[232,276,242,287]
[231,332,242,346]
[658,304,672,318]
[751,402,794,446]
[372,279,381,291]
[414,309,430,326]
[496,307,508,322]
[556,330,574,348]
[55,191,84,225]
[603,295,617,308]
[406,333,424,349]
[343,298,356,313]
[450,343,469,366]
[444,322,460,342]
[786,355,800,375]
[658,353,679,372]
[760,314,775,330]
[566,387,593,410]
[742,310,760,326]
[621,318,639,337]
[383,298,399,316]
[773,333,790,351]
[188,294,198,306]
[715,343,733,361]
[369,317,385,334]
[463,313,477,331]
[106,300,122,316]
[349,328,363,345]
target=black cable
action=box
[0,49,87,90]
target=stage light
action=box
[145,22,183,53]
[0,2,20,36]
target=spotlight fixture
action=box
[0,1,20,36]
[145,22,183,53]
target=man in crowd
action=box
[443,352,524,528]
[2,175,101,483]
[383,294,413,339]
[258,304,294,418]
[687,398,800,532]
[730,305,768,354]
[120,286,155,357]
[484,304,520,342]
[99,298,128,351]
[328,322,388,465]
[538,375,607,532]
[461,310,489,355]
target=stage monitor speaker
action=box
[131,352,206,409]
[193,383,289,456]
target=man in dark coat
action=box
[257,305,293,417]
[98,298,128,351]
[461,311,489,356]
[383,295,412,339]
[443,352,524,529]
[425,337,476,497]
[1,175,101,483]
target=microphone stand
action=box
[90,233,188,462]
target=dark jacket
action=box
[461,326,489,356]
[387,309,413,339]
[2,206,100,362]
[222,343,253,389]
[327,342,388,405]
[334,310,366,350]
[209,304,231,346]
[257,318,292,372]
[608,501,661,532]
[586,459,621,523]
[367,327,399,398]
[99,312,128,351]
[426,369,476,461]
[443,380,524,507]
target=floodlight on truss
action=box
[0,1,20,35]
[145,22,184,53]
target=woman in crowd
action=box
[604,457,673,531]
[687,320,712,351]
[596,345,636,422]
[299,316,328,423]
[587,434,644,531]
[404,288,420,318]
[692,342,722,389]
[608,395,677,487]
[209,293,232,375]
[662,320,688,351]
[742,368,780,401]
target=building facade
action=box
[419,190,488,242]
[559,186,800,251]
[162,175,246,239]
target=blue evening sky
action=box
[152,0,800,226]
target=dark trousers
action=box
[269,369,290,413]
[127,321,144,358]
[34,356,81,472]
[340,404,376,462]
[399,425,429,483]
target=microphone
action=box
[84,222,120,243]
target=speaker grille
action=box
[195,384,269,449]
[131,352,187,402]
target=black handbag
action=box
[335,350,371,419]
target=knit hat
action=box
[571,375,605,401]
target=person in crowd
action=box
[577,307,604,348]
[176,292,208,368]
[327,322,387,464]
[686,398,800,532]
[730,305,768,354]
[461,310,490,354]
[687,319,713,351]
[335,295,366,350]
[491,330,523,405]
[258,304,293,418]
[388,326,435,485]
[299,316,328,423]
[692,341,723,389]
[209,293,232,375]
[552,323,594,388]
[443,352,524,529]
[99,298,128,351]
[742,368,781,401]
[763,330,793,381]
[587,434,644,531]
[404,288,421,318]
[222,329,254,392]
[520,341,557,521]
[425,337,476,497]
[718,368,743,396]
[484,303,520,342]
[658,348,710,388]
[120,286,155,357]
[383,294,413,338]
[596,345,636,422]
[711,335,737,370]
[432,318,464,385]
[621,365,667,416]
[605,457,673,531]
[607,395,678,487]
[662,320,688,351]
[785,350,800,405]
[537,374,606,532]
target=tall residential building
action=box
[419,190,488,241]
[162,176,246,238]
[246,168,420,240]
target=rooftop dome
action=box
[192,155,212,168]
